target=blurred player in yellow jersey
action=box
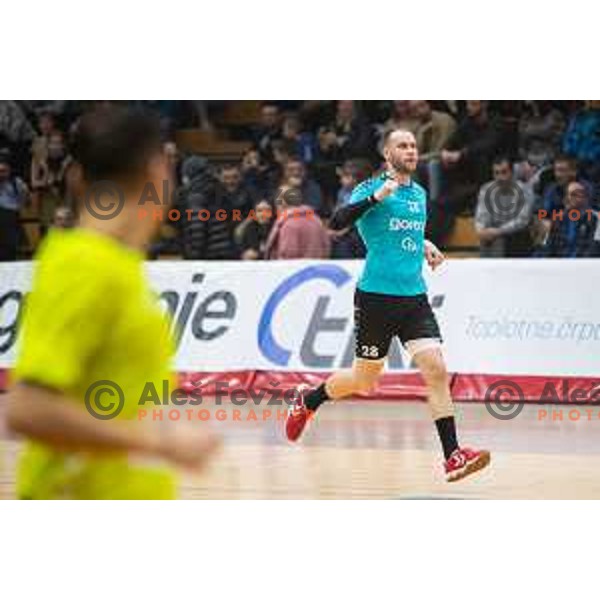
[5,106,219,499]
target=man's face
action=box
[384,131,418,173]
[53,208,73,228]
[566,183,588,210]
[339,169,355,189]
[284,160,305,182]
[493,161,512,183]
[221,167,241,192]
[393,101,410,119]
[283,117,299,139]
[554,160,576,186]
[0,163,10,182]
[466,100,483,118]
[39,114,55,136]
[261,105,280,129]
[411,101,431,121]
[337,101,355,121]
[255,200,272,224]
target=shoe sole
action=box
[447,450,491,483]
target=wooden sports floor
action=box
[2,400,600,499]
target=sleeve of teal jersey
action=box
[348,177,378,205]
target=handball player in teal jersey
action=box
[285,129,490,483]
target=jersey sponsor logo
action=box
[401,237,418,252]
[389,218,425,232]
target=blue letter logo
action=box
[258,265,352,366]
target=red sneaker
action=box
[285,386,314,442]
[444,447,491,483]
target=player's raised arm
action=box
[329,178,397,230]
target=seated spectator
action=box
[410,100,456,161]
[316,101,376,198]
[317,101,375,162]
[474,157,534,257]
[236,199,274,260]
[329,159,370,258]
[562,100,600,182]
[535,181,600,257]
[241,146,278,200]
[252,102,283,161]
[163,140,181,186]
[410,100,456,207]
[178,155,237,260]
[33,131,71,234]
[517,101,565,168]
[441,101,501,212]
[31,112,59,188]
[381,101,419,141]
[52,206,74,229]
[281,113,317,164]
[0,153,28,261]
[264,186,330,259]
[219,163,255,217]
[0,101,36,177]
[539,155,595,222]
[281,156,324,215]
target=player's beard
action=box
[388,155,417,176]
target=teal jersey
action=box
[350,174,427,297]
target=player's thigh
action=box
[353,289,395,361]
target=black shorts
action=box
[354,288,442,360]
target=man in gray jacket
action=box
[474,157,535,257]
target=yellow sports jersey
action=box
[14,227,177,499]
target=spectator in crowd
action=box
[281,156,324,215]
[178,155,237,260]
[474,157,535,257]
[163,140,181,186]
[253,103,283,161]
[316,101,376,199]
[0,153,28,261]
[410,100,456,206]
[329,159,370,258]
[517,101,565,168]
[381,101,419,139]
[236,199,274,260]
[441,101,501,208]
[0,101,36,177]
[31,112,59,188]
[33,131,72,234]
[535,181,600,257]
[220,163,255,218]
[281,113,317,164]
[52,206,74,229]
[410,100,456,161]
[264,186,330,259]
[562,100,600,182]
[429,101,502,244]
[318,101,376,163]
[540,155,595,213]
[241,146,277,200]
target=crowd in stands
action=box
[1,100,599,262]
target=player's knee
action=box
[420,356,448,386]
[352,363,384,394]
